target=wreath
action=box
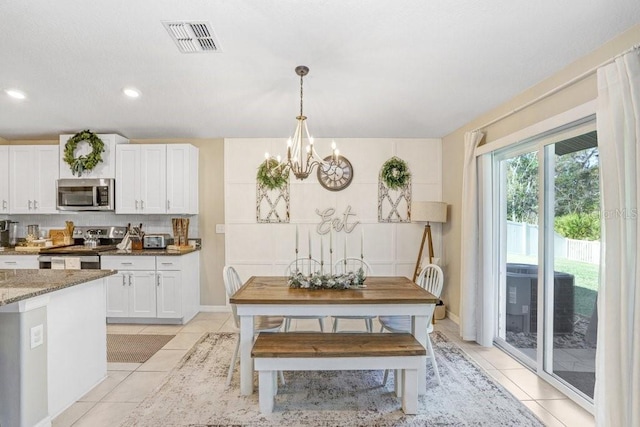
[64,130,105,176]
[256,158,288,190]
[380,156,411,190]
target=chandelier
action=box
[265,65,338,180]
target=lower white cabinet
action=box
[0,255,39,269]
[102,252,199,323]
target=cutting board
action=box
[49,229,71,245]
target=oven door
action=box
[38,255,101,270]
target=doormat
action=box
[107,334,175,363]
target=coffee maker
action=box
[0,220,18,248]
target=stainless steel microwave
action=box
[57,178,115,211]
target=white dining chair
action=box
[379,264,444,386]
[284,258,326,332]
[223,265,285,388]
[332,257,374,333]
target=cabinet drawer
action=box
[101,256,156,270]
[156,256,182,271]
[0,255,39,269]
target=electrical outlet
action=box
[215,224,225,234]
[30,324,44,349]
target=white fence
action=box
[507,221,600,264]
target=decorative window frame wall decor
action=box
[256,181,290,223]
[378,157,412,223]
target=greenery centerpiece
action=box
[380,156,411,189]
[288,268,366,290]
[256,158,288,190]
[63,130,105,176]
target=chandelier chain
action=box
[299,73,304,117]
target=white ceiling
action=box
[1,1,639,141]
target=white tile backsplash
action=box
[7,213,198,239]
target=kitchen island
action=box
[0,269,116,427]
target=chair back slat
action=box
[333,257,373,276]
[416,264,444,323]
[223,265,243,328]
[285,258,321,276]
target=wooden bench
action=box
[252,332,426,415]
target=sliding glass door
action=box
[492,118,599,403]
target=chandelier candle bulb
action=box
[344,233,347,266]
[361,229,364,260]
[320,236,324,273]
[308,230,312,259]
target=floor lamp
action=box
[411,201,447,282]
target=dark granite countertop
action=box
[0,249,40,256]
[0,269,117,306]
[101,247,199,256]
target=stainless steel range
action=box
[38,226,127,269]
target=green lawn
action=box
[507,254,599,317]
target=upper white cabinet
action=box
[59,133,129,179]
[116,144,198,214]
[166,144,199,214]
[9,145,59,214]
[0,146,8,213]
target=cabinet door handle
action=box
[167,200,170,210]
[128,274,133,286]
[121,262,133,266]
[4,261,17,265]
[160,262,173,266]
[156,272,161,287]
[2,200,6,210]
[140,200,144,210]
[28,200,32,210]
[33,200,38,209]
[122,274,127,286]
[135,200,139,210]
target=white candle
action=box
[344,232,347,264]
[320,237,324,273]
[361,228,364,260]
[308,230,312,259]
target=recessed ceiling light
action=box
[123,88,141,98]
[5,89,26,100]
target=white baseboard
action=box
[446,310,459,324]
[200,305,231,313]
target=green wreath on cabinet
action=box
[63,130,105,176]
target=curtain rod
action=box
[472,44,640,133]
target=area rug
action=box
[120,332,544,426]
[107,334,175,363]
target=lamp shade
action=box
[411,201,447,223]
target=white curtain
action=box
[595,48,640,427]
[459,130,489,344]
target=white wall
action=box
[224,138,442,282]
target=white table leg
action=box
[259,370,275,414]
[402,368,418,414]
[240,315,254,395]
[412,314,428,395]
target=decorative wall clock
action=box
[317,156,354,191]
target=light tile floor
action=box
[53,313,596,427]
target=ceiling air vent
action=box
[162,21,221,53]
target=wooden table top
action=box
[230,276,438,305]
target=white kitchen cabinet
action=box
[102,252,199,323]
[0,255,39,269]
[59,133,129,179]
[115,145,166,214]
[103,256,157,318]
[9,145,59,214]
[0,147,8,213]
[116,143,198,215]
[166,144,199,214]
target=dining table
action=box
[230,275,439,396]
